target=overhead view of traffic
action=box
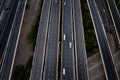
[0,0,120,80]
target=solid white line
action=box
[70,0,76,79]
[9,0,27,80]
[29,0,52,80]
[0,1,21,76]
[87,0,108,79]
[42,1,53,80]
[78,0,89,79]
[94,0,119,79]
[72,0,78,79]
[112,0,120,17]
[106,0,120,44]
[71,0,79,79]
[0,10,5,21]
[39,0,52,79]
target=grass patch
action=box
[12,64,26,80]
[80,0,99,57]
[27,0,43,51]
[26,0,31,10]
[115,0,120,10]
[12,56,33,80]
[13,0,43,79]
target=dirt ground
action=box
[14,0,41,66]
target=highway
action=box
[29,0,52,80]
[0,0,5,15]
[61,0,75,79]
[0,0,26,80]
[87,0,119,80]
[0,0,19,59]
[43,0,60,79]
[72,0,88,80]
[95,0,111,32]
[106,0,120,44]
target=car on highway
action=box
[69,42,72,48]
[64,2,66,5]
[63,68,66,75]
[55,0,58,4]
[64,34,66,40]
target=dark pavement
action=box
[43,0,60,79]
[72,0,88,79]
[0,0,26,80]
[87,0,118,80]
[61,0,75,79]
[106,0,120,43]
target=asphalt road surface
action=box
[72,0,88,79]
[43,0,60,79]
[87,0,118,80]
[29,0,52,80]
[61,0,75,79]
[0,0,5,15]
[0,0,19,59]
[0,1,26,80]
[95,0,111,32]
[106,0,120,44]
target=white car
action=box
[63,68,66,75]
[64,34,66,40]
[69,42,72,48]
[64,2,66,5]
[55,0,58,3]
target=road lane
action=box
[106,0,120,44]
[87,0,119,80]
[29,0,52,80]
[0,0,26,80]
[95,0,111,32]
[61,0,75,79]
[0,0,19,59]
[72,0,88,79]
[43,0,60,79]
[0,0,5,15]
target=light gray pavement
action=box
[107,33,116,54]
[72,0,88,79]
[42,0,60,79]
[88,53,106,80]
[29,0,52,80]
[88,50,120,80]
[88,33,120,80]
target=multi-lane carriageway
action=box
[0,0,27,80]
[87,0,119,80]
[30,0,88,80]
[106,0,120,44]
[30,0,120,80]
[0,0,119,80]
